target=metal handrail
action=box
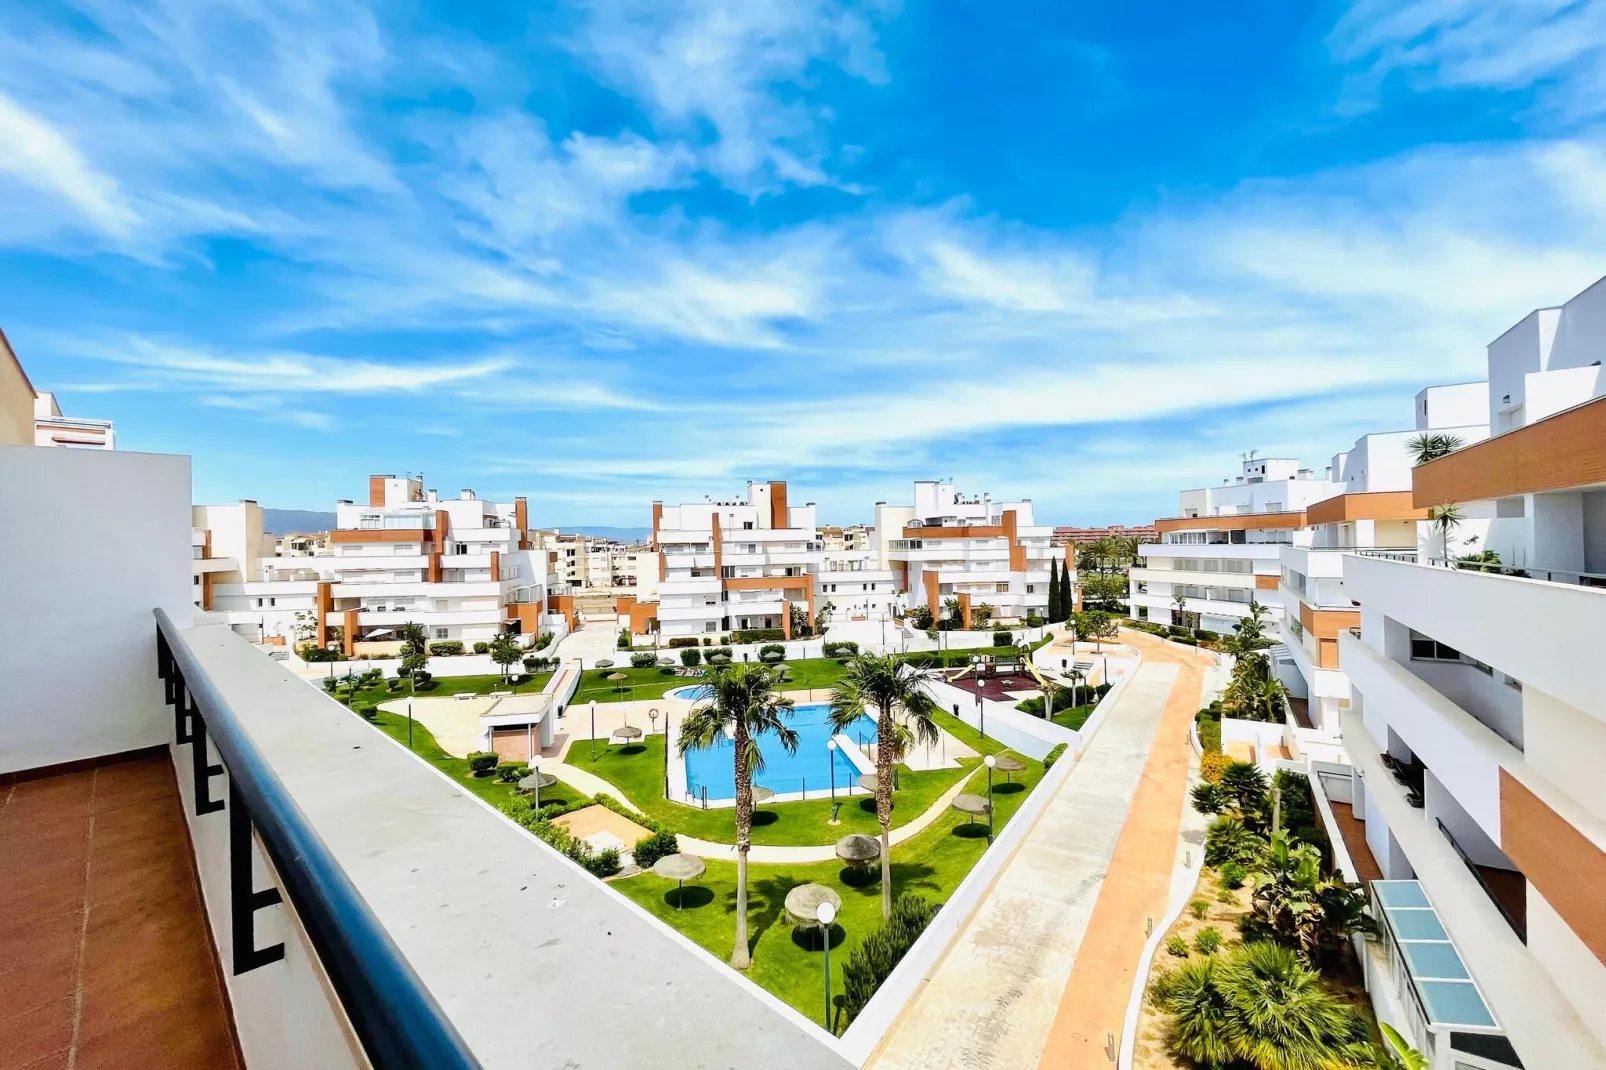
[1423,557,1606,588]
[155,609,481,1070]
[1435,817,1527,943]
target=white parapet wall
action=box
[924,678,1078,760]
[0,444,194,773]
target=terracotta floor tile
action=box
[0,919,81,1019]
[0,853,88,898]
[0,995,75,1070]
[75,992,238,1070]
[0,805,91,842]
[13,1052,69,1070]
[88,815,188,864]
[86,856,197,918]
[0,869,88,919]
[10,773,94,803]
[91,776,179,816]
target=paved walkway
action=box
[1037,631,1215,1069]
[868,658,1184,1070]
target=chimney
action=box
[460,489,475,500]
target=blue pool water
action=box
[664,684,714,702]
[683,704,878,801]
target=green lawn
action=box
[567,656,853,705]
[612,744,1046,1029]
[567,706,1011,847]
[1051,703,1098,731]
[364,710,588,811]
[327,671,556,700]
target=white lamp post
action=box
[589,699,598,762]
[983,754,997,845]
[826,738,838,802]
[817,900,839,1030]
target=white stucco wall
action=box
[0,444,194,772]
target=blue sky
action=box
[4,0,1606,526]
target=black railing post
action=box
[230,779,286,974]
[191,715,225,816]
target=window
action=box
[1409,633,1460,662]
[434,628,449,640]
[743,521,754,530]
[256,598,264,608]
[269,598,276,607]
[1026,584,1035,593]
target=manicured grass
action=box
[364,710,588,811]
[1051,703,1098,731]
[568,706,1010,847]
[612,744,1046,1028]
[327,671,555,700]
[567,656,852,705]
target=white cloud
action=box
[0,91,140,237]
[1330,0,1606,117]
[573,0,891,193]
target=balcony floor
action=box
[1328,800,1384,883]
[0,752,242,1070]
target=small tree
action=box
[1427,503,1464,562]
[1047,559,1063,621]
[788,601,812,639]
[488,628,522,683]
[399,621,428,692]
[1406,432,1464,465]
[617,627,632,650]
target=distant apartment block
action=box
[1052,523,1158,545]
[1130,457,1339,634]
[874,481,1063,626]
[205,474,565,652]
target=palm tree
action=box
[1427,503,1464,562]
[1378,1023,1428,1070]
[828,654,940,918]
[1149,958,1235,1068]
[1172,592,1190,630]
[678,663,798,969]
[1406,432,1464,465]
[1062,666,1087,708]
[399,621,428,692]
[1215,942,1371,1070]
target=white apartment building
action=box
[1131,457,1339,634]
[1313,277,1606,1069]
[820,524,872,552]
[1272,383,1491,750]
[586,541,651,590]
[874,481,1060,626]
[815,548,901,624]
[2,328,115,449]
[210,474,565,652]
[634,481,821,640]
[191,501,278,615]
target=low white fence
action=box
[924,679,1077,761]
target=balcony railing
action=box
[1436,818,1527,943]
[154,609,478,1070]
[1425,557,1606,588]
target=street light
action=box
[827,738,838,803]
[407,694,414,752]
[983,754,996,845]
[817,900,838,1031]
[589,699,598,762]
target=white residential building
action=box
[2,328,115,449]
[632,481,821,640]
[815,548,901,624]
[33,390,116,449]
[210,474,565,652]
[1312,277,1606,1070]
[190,501,278,615]
[875,481,1061,626]
[1131,457,1339,634]
[1272,383,1491,751]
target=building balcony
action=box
[1130,566,1258,589]
[1342,554,1605,717]
[1413,393,1606,506]
[3,612,845,1069]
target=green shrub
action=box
[302,645,346,662]
[679,648,702,667]
[823,640,859,658]
[1220,862,1248,889]
[841,895,938,1026]
[1190,899,1209,919]
[429,640,464,657]
[705,647,732,661]
[618,628,632,649]
[701,636,712,646]
[473,641,490,654]
[1194,927,1223,955]
[534,631,553,650]
[731,628,784,644]
[466,751,500,777]
[658,665,676,675]
[336,695,351,705]
[630,652,658,668]
[1198,719,1222,755]
[1165,935,1189,957]
[1205,817,1266,868]
[758,643,785,657]
[1195,629,1219,642]
[321,676,338,692]
[631,828,680,869]
[992,631,1014,646]
[1044,743,1068,769]
[1191,782,1226,815]
[353,703,377,720]
[1173,635,1198,646]
[667,637,700,649]
[1217,886,1237,903]
[1025,614,1045,628]
[386,678,403,692]
[496,762,529,784]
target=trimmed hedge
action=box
[679,648,702,667]
[822,640,859,658]
[667,637,701,649]
[991,631,1014,647]
[467,751,500,776]
[758,643,785,657]
[1044,743,1068,769]
[473,641,490,654]
[429,640,465,657]
[731,628,784,644]
[630,652,658,668]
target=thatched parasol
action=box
[613,724,644,743]
[784,883,843,927]
[751,785,775,805]
[857,772,879,794]
[518,770,558,792]
[950,793,990,825]
[992,753,1026,783]
[607,671,630,693]
[835,833,881,868]
[652,853,706,909]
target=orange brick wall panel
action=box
[1415,396,1606,506]
[769,481,788,530]
[1154,511,1306,533]
[368,475,387,507]
[1305,491,1427,525]
[1254,574,1280,591]
[1501,769,1606,966]
[1299,602,1361,639]
[330,529,429,545]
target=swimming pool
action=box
[664,684,714,702]
[683,704,878,801]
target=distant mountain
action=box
[555,526,651,543]
[263,509,337,534]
